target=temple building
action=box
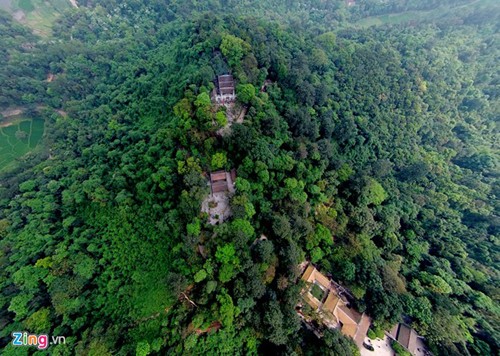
[215,74,236,104]
[209,169,236,195]
[299,263,371,347]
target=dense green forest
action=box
[0,0,498,355]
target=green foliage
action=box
[231,219,255,239]
[24,307,51,333]
[135,341,150,356]
[419,272,453,294]
[194,269,208,283]
[220,34,251,68]
[316,32,336,51]
[18,0,35,12]
[195,92,213,123]
[236,84,256,104]
[215,244,238,265]
[337,163,353,182]
[0,1,497,355]
[215,110,228,126]
[8,293,33,320]
[302,328,360,356]
[217,289,239,327]
[363,178,387,206]
[211,152,228,170]
[310,284,324,300]
[187,218,201,236]
[216,244,240,283]
[373,326,385,339]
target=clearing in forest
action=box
[201,170,236,225]
[353,0,496,28]
[0,117,45,171]
[0,0,72,36]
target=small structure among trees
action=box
[215,74,236,104]
[201,169,237,225]
[387,323,427,356]
[209,170,236,195]
[210,171,228,194]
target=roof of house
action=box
[354,313,371,346]
[323,291,340,312]
[341,322,358,339]
[398,324,412,349]
[218,74,234,85]
[338,305,362,324]
[302,264,315,282]
[217,75,235,95]
[211,171,227,181]
[212,181,228,193]
[389,324,399,339]
[389,323,421,354]
[210,170,229,193]
[314,271,331,290]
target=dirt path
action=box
[2,105,67,120]
[56,109,68,117]
[0,119,16,128]
[235,106,247,123]
[1,108,23,118]
[0,108,24,128]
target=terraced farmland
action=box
[0,0,72,36]
[0,118,44,171]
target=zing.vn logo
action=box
[12,332,66,350]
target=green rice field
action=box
[0,118,45,170]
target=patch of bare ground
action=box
[201,191,232,225]
[56,110,68,117]
[216,103,247,136]
[1,108,23,118]
[1,106,67,126]
[12,10,25,21]
[0,118,16,128]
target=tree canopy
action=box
[0,0,498,355]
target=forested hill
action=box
[0,0,498,355]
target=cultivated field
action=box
[354,0,497,28]
[0,0,72,36]
[0,117,45,171]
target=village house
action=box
[214,74,236,104]
[299,263,371,348]
[209,169,236,195]
[388,323,427,356]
